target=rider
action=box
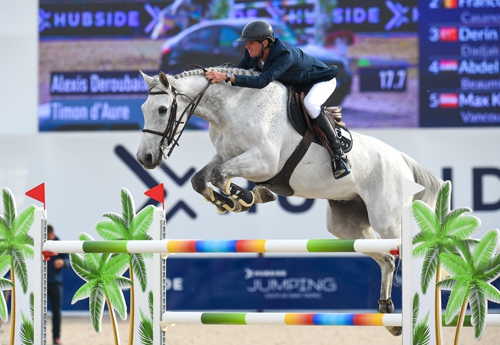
[205,20,350,179]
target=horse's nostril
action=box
[145,153,153,165]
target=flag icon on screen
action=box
[439,27,458,41]
[439,93,458,108]
[443,0,458,8]
[439,60,459,71]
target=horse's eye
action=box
[158,106,168,115]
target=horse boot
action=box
[313,111,351,179]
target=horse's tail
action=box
[401,153,444,207]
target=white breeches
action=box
[303,77,337,119]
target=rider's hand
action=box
[205,71,224,84]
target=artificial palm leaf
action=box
[139,291,155,345]
[19,292,34,345]
[435,181,451,222]
[413,293,431,345]
[103,279,128,320]
[420,247,439,294]
[131,254,148,291]
[2,189,16,226]
[444,215,480,240]
[121,188,135,228]
[89,286,106,332]
[138,309,154,345]
[71,280,97,304]
[96,218,127,239]
[130,206,154,240]
[412,200,440,239]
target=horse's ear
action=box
[159,71,170,89]
[140,70,155,87]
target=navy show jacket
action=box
[234,38,338,92]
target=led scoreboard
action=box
[419,0,500,127]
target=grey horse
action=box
[136,68,443,336]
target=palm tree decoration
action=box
[19,292,34,345]
[0,255,14,322]
[412,181,479,345]
[70,233,132,345]
[0,188,35,345]
[413,293,431,345]
[438,228,500,345]
[138,291,154,345]
[95,188,155,345]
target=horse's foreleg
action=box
[192,156,237,213]
[210,151,277,210]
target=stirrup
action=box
[331,155,351,179]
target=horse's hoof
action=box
[385,326,402,336]
[252,185,277,204]
[377,298,395,313]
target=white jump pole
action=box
[43,238,400,255]
[160,312,500,327]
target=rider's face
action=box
[245,40,264,58]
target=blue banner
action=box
[49,71,154,96]
[39,99,145,131]
[61,256,500,312]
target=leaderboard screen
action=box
[419,0,500,127]
[39,0,499,131]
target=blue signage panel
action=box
[39,99,145,131]
[39,2,174,38]
[60,256,500,312]
[233,0,418,34]
[165,256,399,311]
[49,71,154,96]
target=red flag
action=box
[26,183,45,209]
[145,183,165,209]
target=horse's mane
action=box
[172,64,261,80]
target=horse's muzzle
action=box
[137,151,161,170]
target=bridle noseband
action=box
[142,69,212,159]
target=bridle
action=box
[142,67,212,159]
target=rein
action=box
[142,68,212,158]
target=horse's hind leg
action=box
[364,251,400,336]
[326,200,401,336]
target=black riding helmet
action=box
[236,20,275,43]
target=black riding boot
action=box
[313,111,351,179]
